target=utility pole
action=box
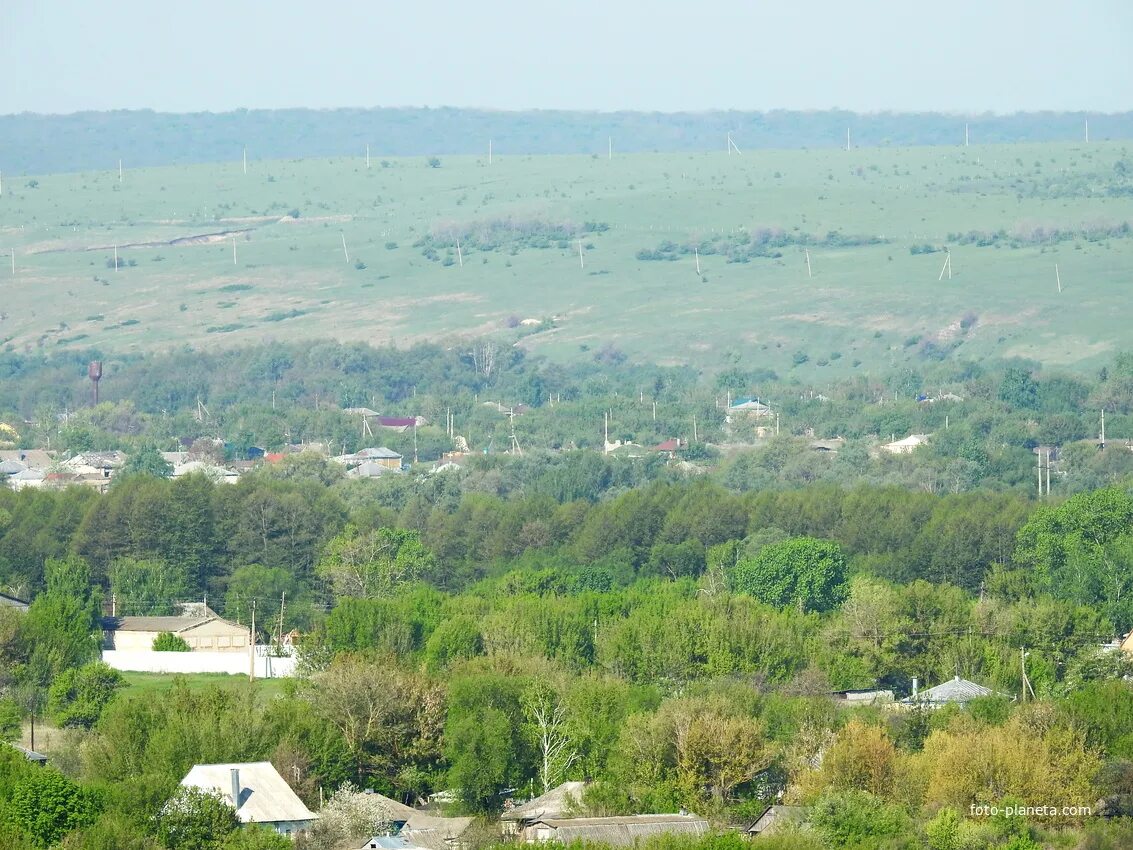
[455,238,463,267]
[1055,263,1062,293]
[692,415,698,443]
[804,248,812,278]
[694,247,701,276]
[341,233,349,263]
[118,159,123,184]
[243,146,248,175]
[965,123,969,147]
[278,591,286,647]
[578,238,585,270]
[1101,409,1106,448]
[608,136,612,160]
[366,144,370,169]
[248,598,256,682]
[489,139,492,165]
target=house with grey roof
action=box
[180,761,317,837]
[7,742,48,766]
[0,591,30,612]
[102,603,249,652]
[902,675,1009,708]
[519,814,708,845]
[744,805,805,837]
[501,781,588,836]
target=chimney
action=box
[230,768,241,808]
[912,678,918,698]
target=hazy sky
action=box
[3,1,1132,115]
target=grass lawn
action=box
[117,670,290,701]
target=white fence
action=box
[102,646,298,678]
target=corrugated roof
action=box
[361,837,426,850]
[377,417,417,428]
[181,761,317,825]
[0,592,29,610]
[8,742,47,762]
[502,781,588,821]
[532,814,709,846]
[356,447,403,459]
[907,676,998,704]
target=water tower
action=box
[88,361,103,405]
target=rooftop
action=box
[181,761,317,825]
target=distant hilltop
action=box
[2,107,1132,175]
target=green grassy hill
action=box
[1,140,1131,375]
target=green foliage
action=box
[21,557,101,686]
[116,444,173,480]
[9,767,101,848]
[317,526,434,600]
[156,787,240,850]
[109,558,190,616]
[445,672,529,813]
[0,697,22,741]
[219,824,291,850]
[809,789,910,847]
[732,537,848,613]
[152,632,192,652]
[47,661,125,728]
[424,616,484,672]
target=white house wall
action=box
[102,648,297,677]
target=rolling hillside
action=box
[1,139,1131,375]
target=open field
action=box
[1,141,1131,374]
[117,670,288,700]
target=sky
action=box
[2,1,1132,115]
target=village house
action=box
[901,675,1008,708]
[881,434,931,455]
[355,791,473,850]
[180,762,317,837]
[102,603,250,652]
[744,805,805,838]
[517,814,709,846]
[0,591,30,612]
[501,781,588,836]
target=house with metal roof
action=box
[501,781,587,835]
[902,675,1008,708]
[7,742,48,765]
[0,591,29,612]
[180,761,317,837]
[881,434,932,455]
[744,805,805,837]
[519,814,708,845]
[102,604,250,652]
